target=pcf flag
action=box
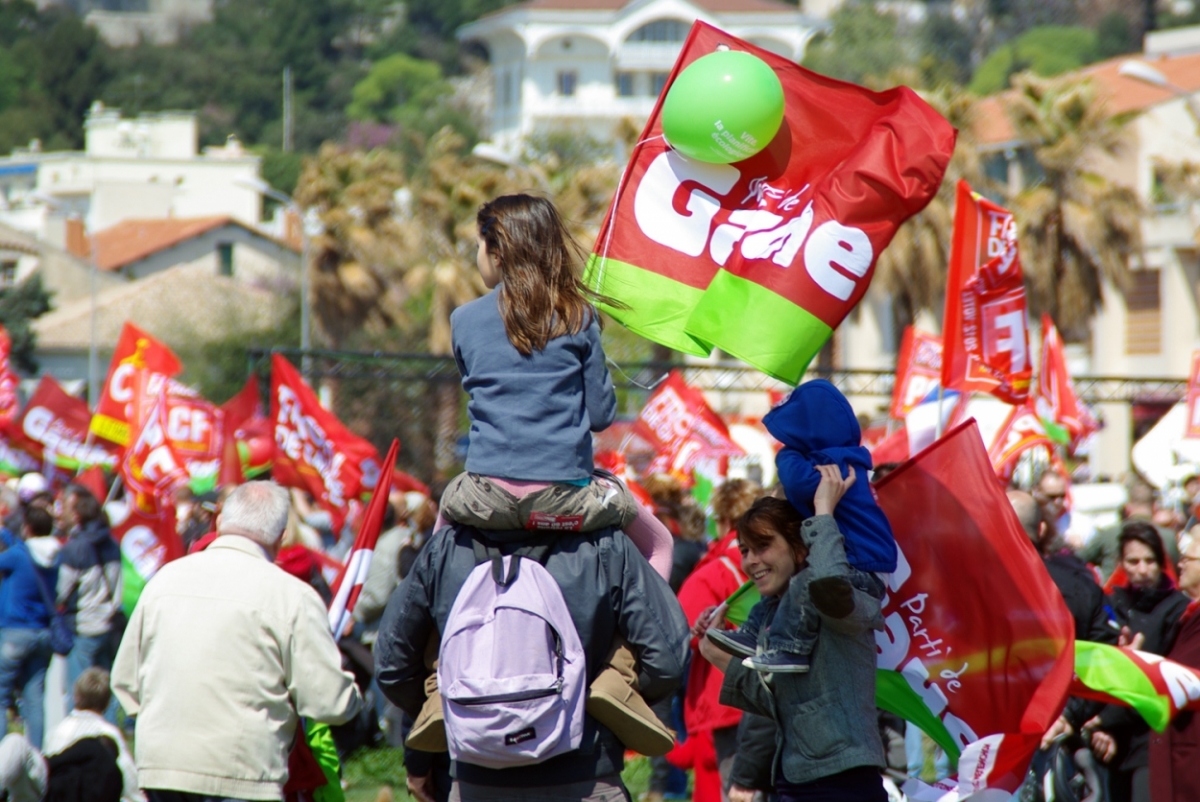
[121,393,192,516]
[874,420,1074,795]
[941,181,1032,405]
[270,354,382,532]
[91,323,183,446]
[586,21,955,383]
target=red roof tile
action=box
[90,216,295,272]
[973,50,1200,147]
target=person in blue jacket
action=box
[0,506,61,747]
[707,380,896,672]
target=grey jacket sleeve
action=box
[582,315,616,433]
[719,659,776,720]
[801,515,883,635]
[374,544,438,718]
[287,586,362,725]
[728,713,777,792]
[614,534,689,704]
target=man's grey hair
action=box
[219,481,290,547]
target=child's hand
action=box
[812,464,856,516]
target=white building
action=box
[964,26,1200,477]
[457,0,826,153]
[0,103,264,245]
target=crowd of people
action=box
[0,192,1192,802]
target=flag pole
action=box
[934,384,945,440]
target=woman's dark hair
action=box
[737,497,805,555]
[1119,521,1166,568]
[477,194,618,355]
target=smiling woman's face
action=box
[740,526,807,598]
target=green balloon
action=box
[661,50,785,164]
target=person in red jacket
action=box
[672,479,762,802]
[1149,531,1200,801]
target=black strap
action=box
[470,533,556,587]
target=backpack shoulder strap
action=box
[469,532,557,587]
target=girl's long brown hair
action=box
[477,194,616,355]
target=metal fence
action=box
[249,347,1190,480]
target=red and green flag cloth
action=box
[1035,314,1097,447]
[1069,639,1200,732]
[585,21,955,385]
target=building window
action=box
[650,72,670,97]
[627,19,689,43]
[1125,268,1161,355]
[218,243,234,277]
[0,261,15,289]
[557,70,577,97]
[615,72,635,97]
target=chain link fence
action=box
[249,347,1188,483]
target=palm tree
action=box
[293,144,414,349]
[873,78,989,333]
[1004,71,1143,340]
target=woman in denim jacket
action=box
[697,466,888,802]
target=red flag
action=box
[75,466,108,505]
[91,323,183,446]
[1036,314,1096,442]
[585,21,955,384]
[121,392,191,515]
[889,327,943,419]
[875,420,1075,795]
[11,377,117,470]
[270,354,383,532]
[113,504,184,606]
[0,326,18,426]
[634,370,743,481]
[328,438,399,635]
[941,181,1032,405]
[987,401,1055,482]
[390,468,429,497]
[1186,352,1200,439]
[221,375,271,482]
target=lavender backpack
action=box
[437,548,586,768]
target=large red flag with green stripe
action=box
[586,21,955,383]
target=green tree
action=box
[1096,12,1136,60]
[0,274,52,374]
[875,80,988,332]
[969,26,1099,95]
[1006,72,1142,339]
[802,3,912,86]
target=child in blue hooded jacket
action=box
[707,379,896,672]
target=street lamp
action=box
[235,176,320,375]
[1118,59,1200,130]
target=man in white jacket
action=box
[112,481,361,802]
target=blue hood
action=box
[763,380,861,451]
